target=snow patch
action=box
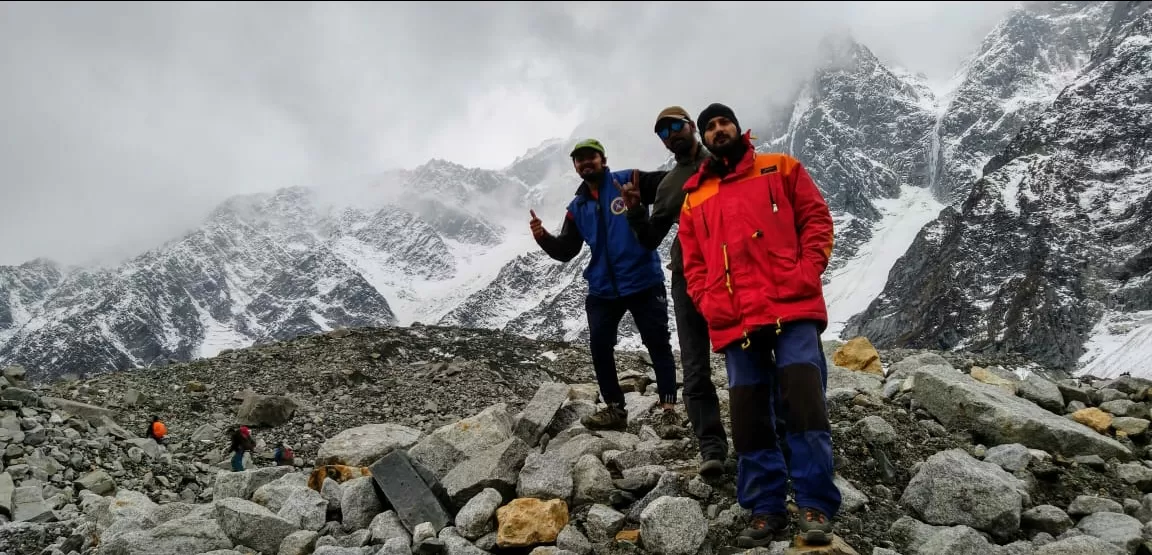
[1002,172,1024,214]
[1078,310,1152,379]
[192,299,250,359]
[825,186,945,338]
[332,224,539,326]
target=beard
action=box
[709,131,746,161]
[669,136,694,157]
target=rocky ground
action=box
[0,325,1150,555]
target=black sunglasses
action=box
[656,120,687,140]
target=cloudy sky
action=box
[0,1,1017,266]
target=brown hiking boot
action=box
[654,408,686,440]
[735,513,790,548]
[581,403,627,431]
[699,458,725,478]
[798,507,833,544]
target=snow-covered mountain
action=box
[756,34,945,335]
[760,1,1112,336]
[846,0,1151,377]
[930,0,1115,204]
[2,0,1141,381]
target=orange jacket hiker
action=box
[678,131,835,352]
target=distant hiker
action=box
[273,441,294,467]
[678,103,840,546]
[617,106,727,476]
[144,416,167,445]
[530,138,685,434]
[229,426,256,472]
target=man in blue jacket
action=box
[530,138,684,435]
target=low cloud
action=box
[0,1,1016,265]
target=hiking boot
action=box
[735,513,790,548]
[654,408,686,439]
[581,403,627,431]
[798,507,833,544]
[699,458,725,478]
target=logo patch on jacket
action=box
[760,165,778,175]
[610,197,627,215]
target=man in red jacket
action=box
[678,103,840,547]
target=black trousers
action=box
[586,284,680,407]
[670,271,730,461]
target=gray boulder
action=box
[639,497,708,555]
[236,394,298,427]
[441,436,530,508]
[517,453,574,501]
[369,510,411,546]
[77,470,116,496]
[828,365,884,396]
[251,472,310,513]
[1018,375,1066,413]
[96,516,232,555]
[1068,496,1124,517]
[341,476,383,530]
[907,365,1131,460]
[572,454,614,507]
[408,403,514,478]
[455,488,502,541]
[557,524,593,555]
[316,423,422,467]
[917,525,995,555]
[1117,463,1152,491]
[278,487,327,531]
[1022,505,1073,536]
[900,449,1025,538]
[213,466,295,501]
[1075,512,1143,553]
[834,475,869,513]
[984,444,1032,472]
[584,504,626,543]
[279,530,320,555]
[854,416,898,445]
[1035,535,1125,555]
[213,497,298,555]
[514,383,570,447]
[12,485,53,522]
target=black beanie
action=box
[697,103,740,134]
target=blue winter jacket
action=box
[536,167,668,298]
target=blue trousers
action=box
[231,451,245,472]
[723,321,840,519]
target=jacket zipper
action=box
[768,183,779,213]
[596,194,620,297]
[722,243,733,294]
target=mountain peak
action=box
[815,33,879,72]
[506,138,566,169]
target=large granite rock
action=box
[907,365,1131,460]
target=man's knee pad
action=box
[778,364,830,433]
[730,383,777,453]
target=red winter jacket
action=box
[677,132,835,352]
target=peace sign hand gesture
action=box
[618,170,641,209]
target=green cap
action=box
[570,138,606,158]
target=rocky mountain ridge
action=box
[846,0,1151,376]
[0,1,1138,383]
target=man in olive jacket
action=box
[620,106,728,477]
